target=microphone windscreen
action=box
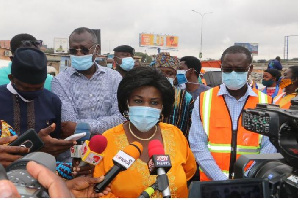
[123,141,143,160]
[75,122,91,142]
[88,135,108,154]
[148,140,165,158]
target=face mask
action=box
[222,71,248,90]
[107,63,113,69]
[178,83,186,90]
[176,70,188,85]
[119,57,134,71]
[128,106,161,132]
[262,79,274,87]
[13,84,43,100]
[166,77,174,86]
[71,54,95,71]
[279,78,293,89]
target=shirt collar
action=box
[6,82,32,102]
[68,64,105,77]
[218,83,257,98]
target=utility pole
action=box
[283,35,298,61]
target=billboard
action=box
[54,38,68,54]
[234,43,258,55]
[139,33,178,49]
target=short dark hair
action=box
[275,56,280,61]
[221,45,252,64]
[180,56,201,77]
[113,45,135,56]
[10,33,36,54]
[117,67,175,117]
[69,27,97,44]
[264,69,281,81]
[289,66,298,80]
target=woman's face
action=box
[263,72,274,81]
[128,86,163,110]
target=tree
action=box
[134,52,152,63]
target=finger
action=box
[38,123,56,137]
[1,146,29,154]
[0,136,18,145]
[0,180,21,198]
[27,161,73,198]
[0,154,23,162]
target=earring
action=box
[123,110,129,119]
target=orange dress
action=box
[94,122,197,198]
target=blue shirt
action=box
[0,62,53,91]
[0,84,61,137]
[188,83,277,180]
[52,65,125,134]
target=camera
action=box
[0,152,56,198]
[234,97,298,198]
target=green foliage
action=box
[134,52,152,63]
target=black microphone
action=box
[94,141,143,193]
[147,140,172,198]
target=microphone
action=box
[70,123,91,159]
[94,141,143,193]
[147,140,172,198]
[139,182,157,198]
[78,135,108,167]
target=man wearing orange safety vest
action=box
[188,46,277,181]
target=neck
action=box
[78,63,97,79]
[186,76,199,92]
[227,84,248,100]
[129,122,156,139]
[285,84,297,95]
[270,82,277,87]
[116,65,126,77]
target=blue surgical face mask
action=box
[176,70,188,85]
[71,54,95,71]
[222,71,248,90]
[119,57,134,71]
[107,63,113,69]
[128,106,161,132]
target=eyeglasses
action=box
[69,44,97,55]
[21,40,43,48]
[221,65,250,73]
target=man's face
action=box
[158,67,176,79]
[113,51,132,66]
[283,68,293,80]
[221,53,252,76]
[69,32,99,61]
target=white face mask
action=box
[166,77,174,86]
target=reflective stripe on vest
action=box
[207,143,260,154]
[273,92,285,104]
[199,167,229,177]
[202,89,213,137]
[258,91,268,103]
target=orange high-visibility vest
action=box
[272,89,285,105]
[199,86,270,181]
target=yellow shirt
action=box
[94,122,197,198]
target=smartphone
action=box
[9,129,44,155]
[64,132,86,141]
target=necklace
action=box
[128,123,157,141]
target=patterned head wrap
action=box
[154,52,179,69]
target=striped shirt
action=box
[188,83,277,180]
[52,65,125,134]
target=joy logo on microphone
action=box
[113,150,135,169]
[156,156,169,162]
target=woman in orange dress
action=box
[94,67,196,198]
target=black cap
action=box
[113,45,135,56]
[11,48,47,84]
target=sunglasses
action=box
[69,44,97,55]
[21,40,43,48]
[221,65,250,73]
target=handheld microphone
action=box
[78,135,108,167]
[70,123,91,158]
[147,140,172,198]
[139,182,157,198]
[94,141,143,193]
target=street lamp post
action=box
[192,10,213,59]
[283,35,298,61]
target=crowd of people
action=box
[0,27,298,198]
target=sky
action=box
[0,0,298,60]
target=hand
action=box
[0,136,29,167]
[72,158,95,177]
[66,175,111,198]
[61,121,77,139]
[39,123,76,156]
[0,180,21,198]
[26,161,74,198]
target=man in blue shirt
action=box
[0,33,53,90]
[267,56,283,70]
